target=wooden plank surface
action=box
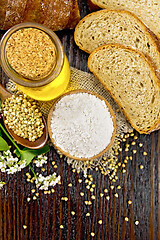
[0,1,160,239]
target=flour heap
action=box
[50,92,115,159]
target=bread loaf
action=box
[74,10,160,75]
[22,0,46,24]
[0,0,80,31]
[89,0,160,39]
[43,0,78,31]
[88,44,160,134]
[2,0,27,30]
[88,0,100,11]
[0,0,9,28]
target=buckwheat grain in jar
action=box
[0,23,70,101]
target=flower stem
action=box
[29,164,37,178]
[0,123,21,152]
[0,156,9,168]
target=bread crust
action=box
[43,0,80,31]
[88,44,160,134]
[0,0,9,28]
[43,0,72,31]
[66,0,81,29]
[23,0,47,24]
[0,0,80,31]
[2,0,28,30]
[88,0,100,11]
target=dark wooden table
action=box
[0,1,160,239]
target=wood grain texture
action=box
[0,1,160,239]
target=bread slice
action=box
[88,44,160,134]
[74,10,160,75]
[89,0,160,39]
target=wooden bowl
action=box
[47,89,116,161]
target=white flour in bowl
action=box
[50,92,114,159]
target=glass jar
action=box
[0,22,70,101]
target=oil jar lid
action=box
[0,22,64,88]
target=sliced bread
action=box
[74,10,160,75]
[88,44,160,134]
[89,0,160,39]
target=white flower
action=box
[49,180,56,186]
[0,181,5,189]
[34,160,43,167]
[4,150,10,156]
[35,172,60,191]
[6,167,17,174]
[13,164,20,172]
[0,149,28,174]
[39,185,48,190]
[18,160,27,169]
[0,162,6,169]
[0,155,5,160]
[1,167,6,173]
[34,154,48,167]
[17,167,22,172]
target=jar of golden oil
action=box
[0,22,70,101]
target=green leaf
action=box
[0,123,21,152]
[15,145,50,166]
[0,136,10,151]
[14,149,21,158]
[20,150,38,165]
